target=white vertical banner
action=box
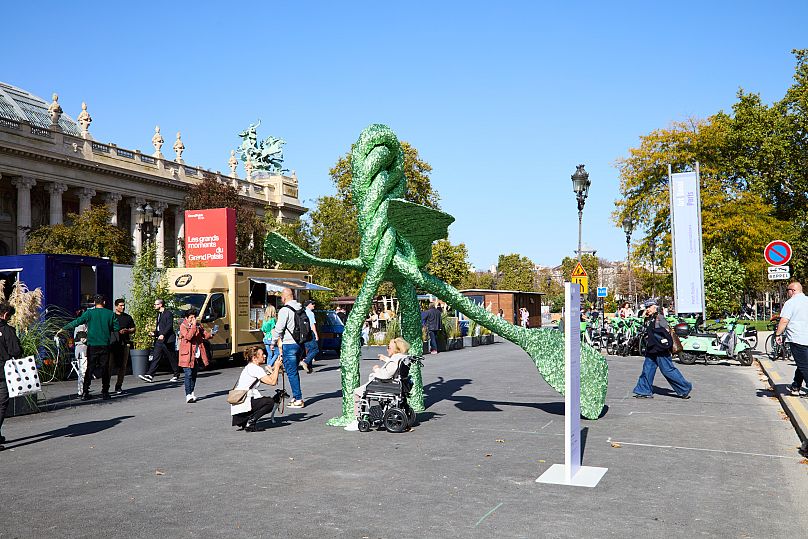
[564,282,582,481]
[536,282,607,488]
[669,168,705,315]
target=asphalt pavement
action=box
[1,341,807,538]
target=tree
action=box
[185,177,266,267]
[703,247,746,318]
[559,254,599,284]
[24,205,134,263]
[426,240,470,289]
[460,270,496,290]
[496,254,535,291]
[128,241,171,350]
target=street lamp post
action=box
[135,202,163,247]
[571,165,591,263]
[649,236,657,299]
[622,217,634,308]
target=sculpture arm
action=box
[265,232,364,270]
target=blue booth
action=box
[0,254,114,315]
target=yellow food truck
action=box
[166,267,329,361]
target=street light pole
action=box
[622,217,634,308]
[649,237,656,299]
[571,165,591,263]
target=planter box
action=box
[462,336,473,348]
[482,335,495,345]
[471,336,483,347]
[130,349,151,376]
[446,337,464,350]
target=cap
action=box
[303,299,315,307]
[643,298,658,308]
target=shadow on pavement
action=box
[6,415,135,449]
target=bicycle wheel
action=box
[764,333,778,359]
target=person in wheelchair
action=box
[344,337,414,432]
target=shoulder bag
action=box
[226,374,260,405]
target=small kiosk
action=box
[459,289,544,328]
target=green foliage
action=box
[24,206,134,263]
[496,253,535,291]
[185,177,266,267]
[129,242,171,350]
[703,247,746,317]
[426,240,471,289]
[460,270,496,290]
[441,311,460,338]
[559,254,600,284]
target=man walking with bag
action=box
[0,303,22,450]
[271,288,307,408]
[140,299,179,383]
[632,299,692,399]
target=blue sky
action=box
[4,1,804,269]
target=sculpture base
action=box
[535,464,607,488]
[326,415,352,427]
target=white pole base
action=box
[536,464,608,488]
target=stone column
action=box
[77,188,96,213]
[174,206,185,268]
[12,177,36,251]
[154,202,168,267]
[128,197,145,257]
[45,182,68,225]
[103,192,122,226]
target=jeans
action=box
[428,330,439,352]
[281,343,302,401]
[303,339,319,366]
[791,342,808,388]
[264,339,280,367]
[183,366,197,395]
[633,354,692,397]
[83,345,111,395]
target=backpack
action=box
[281,305,313,345]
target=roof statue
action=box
[265,124,609,426]
[236,120,285,173]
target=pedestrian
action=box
[361,320,370,346]
[270,288,305,408]
[230,345,283,432]
[178,307,210,403]
[261,305,279,367]
[111,298,136,395]
[72,309,88,397]
[140,298,179,383]
[632,299,692,399]
[619,302,635,318]
[776,282,808,397]
[520,307,529,328]
[497,308,504,319]
[0,302,23,450]
[336,306,348,325]
[422,302,441,354]
[300,299,319,374]
[62,295,119,401]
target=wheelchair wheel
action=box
[358,420,371,432]
[384,408,408,433]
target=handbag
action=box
[4,356,43,398]
[226,374,259,405]
[671,331,683,355]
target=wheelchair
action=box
[356,355,422,433]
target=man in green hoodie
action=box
[62,294,119,401]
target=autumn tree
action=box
[496,253,535,291]
[426,240,470,289]
[703,247,746,317]
[460,270,497,290]
[24,205,134,263]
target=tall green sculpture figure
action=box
[265,124,608,424]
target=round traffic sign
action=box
[764,240,792,266]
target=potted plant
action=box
[480,324,494,345]
[128,242,170,376]
[442,313,463,351]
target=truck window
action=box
[204,293,226,321]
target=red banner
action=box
[184,208,236,267]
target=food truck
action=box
[166,267,329,361]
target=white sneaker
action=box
[186,394,194,403]
[169,376,179,383]
[344,420,359,431]
[190,393,197,402]
[288,400,305,408]
[138,375,153,383]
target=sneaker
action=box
[186,394,194,403]
[786,384,808,396]
[138,375,153,383]
[114,389,125,395]
[0,434,6,443]
[632,393,653,399]
[344,420,359,431]
[169,376,180,383]
[679,393,691,400]
[190,393,197,402]
[288,400,305,408]
[81,393,92,401]
[300,362,312,374]
[430,350,438,355]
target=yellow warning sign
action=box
[571,262,588,278]
[571,276,589,294]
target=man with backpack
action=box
[271,288,311,408]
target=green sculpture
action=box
[265,124,608,423]
[237,120,286,172]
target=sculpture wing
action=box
[264,232,364,270]
[386,199,455,267]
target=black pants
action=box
[791,342,808,388]
[146,340,178,377]
[232,397,277,427]
[110,344,130,390]
[83,345,111,395]
[0,372,8,435]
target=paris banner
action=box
[669,167,705,315]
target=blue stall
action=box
[0,254,114,315]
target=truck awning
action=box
[249,277,331,292]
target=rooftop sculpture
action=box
[265,124,608,424]
[236,120,285,173]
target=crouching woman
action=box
[230,346,281,432]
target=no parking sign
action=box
[764,240,792,266]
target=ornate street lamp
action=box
[622,217,634,308]
[136,203,162,245]
[571,164,591,262]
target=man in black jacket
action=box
[422,302,442,354]
[140,298,178,383]
[632,299,692,399]
[0,303,23,450]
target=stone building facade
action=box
[0,82,306,266]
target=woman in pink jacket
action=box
[178,307,211,403]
